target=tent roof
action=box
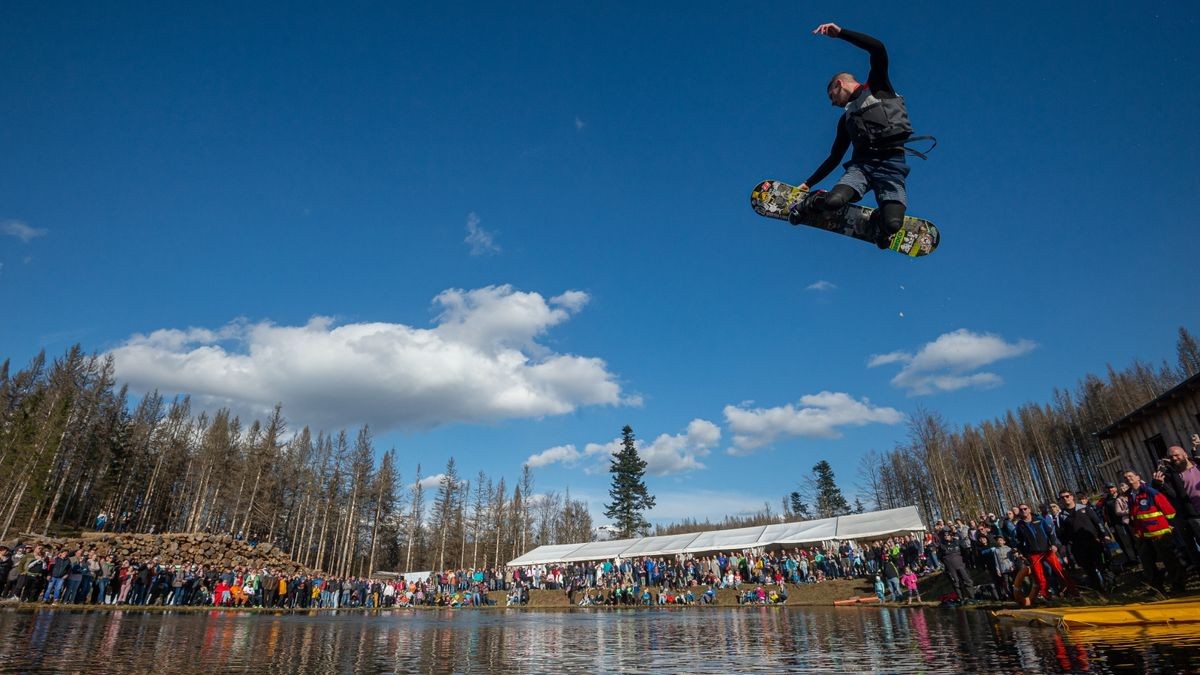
[620,532,702,557]
[506,543,585,566]
[557,538,638,563]
[682,525,767,554]
[834,506,925,540]
[503,506,926,566]
[760,517,839,545]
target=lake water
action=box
[1,606,1197,673]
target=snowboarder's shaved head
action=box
[826,72,859,106]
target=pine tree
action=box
[432,457,460,572]
[604,425,655,538]
[810,460,851,518]
[853,497,866,514]
[1177,326,1200,378]
[404,464,426,572]
[789,491,813,520]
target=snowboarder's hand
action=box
[798,183,810,192]
[813,23,842,37]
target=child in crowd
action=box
[900,567,921,604]
[873,575,885,602]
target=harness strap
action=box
[899,135,938,160]
[865,135,938,160]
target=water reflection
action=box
[1,607,1198,673]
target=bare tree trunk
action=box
[315,495,332,572]
[367,492,382,577]
[240,466,263,538]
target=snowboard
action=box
[750,179,939,257]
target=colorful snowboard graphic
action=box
[750,180,939,257]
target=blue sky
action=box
[2,2,1197,525]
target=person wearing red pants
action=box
[1013,502,1077,602]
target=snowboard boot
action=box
[788,190,826,225]
[868,211,899,250]
[874,228,896,250]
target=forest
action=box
[1,327,1197,574]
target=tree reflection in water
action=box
[0,607,1198,673]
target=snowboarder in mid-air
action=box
[790,23,923,249]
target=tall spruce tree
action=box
[810,460,851,518]
[604,425,655,538]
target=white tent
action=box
[620,532,702,558]
[759,517,839,545]
[682,525,767,554]
[834,505,924,541]
[504,505,926,566]
[558,538,639,563]
[506,543,586,567]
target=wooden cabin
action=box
[1095,371,1200,478]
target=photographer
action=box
[1151,437,1200,567]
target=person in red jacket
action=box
[1122,469,1188,594]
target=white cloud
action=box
[2,219,47,243]
[866,351,910,368]
[805,280,837,292]
[414,474,446,491]
[580,439,622,474]
[464,212,500,256]
[108,285,627,432]
[574,116,586,131]
[724,391,903,455]
[638,418,721,476]
[868,329,1037,396]
[525,444,581,468]
[530,419,720,476]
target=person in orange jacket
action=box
[1123,469,1189,594]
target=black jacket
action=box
[50,556,71,578]
[1059,507,1106,548]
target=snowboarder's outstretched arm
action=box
[816,23,895,96]
[801,122,850,189]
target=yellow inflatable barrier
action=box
[994,597,1200,629]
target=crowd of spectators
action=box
[0,550,502,609]
[507,536,932,607]
[505,440,1200,607]
[895,441,1200,604]
[4,441,1197,610]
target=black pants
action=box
[1175,516,1200,567]
[1138,535,1187,591]
[1070,539,1107,590]
[945,560,974,600]
[810,184,906,237]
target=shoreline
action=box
[6,571,1184,616]
[0,598,966,614]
